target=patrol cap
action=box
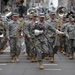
[33,13,38,17]
[29,14,33,18]
[39,13,45,17]
[49,10,56,15]
[12,13,19,16]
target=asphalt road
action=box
[0,38,75,75]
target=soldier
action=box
[61,16,69,55]
[7,13,21,62]
[24,13,38,62]
[0,16,7,54]
[23,14,33,59]
[2,17,8,52]
[33,13,63,69]
[66,16,75,59]
[47,11,59,62]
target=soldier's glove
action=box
[34,29,43,36]
[7,36,10,41]
[56,30,65,35]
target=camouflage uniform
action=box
[2,20,8,49]
[23,18,31,58]
[24,12,38,61]
[47,18,59,57]
[7,20,21,60]
[33,20,58,61]
[28,21,37,57]
[0,20,7,53]
[61,22,69,55]
[66,22,75,59]
[32,13,63,69]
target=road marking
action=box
[22,42,24,46]
[44,69,61,71]
[0,68,2,70]
[0,64,7,65]
[44,64,58,66]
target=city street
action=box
[0,0,75,75]
[0,39,75,75]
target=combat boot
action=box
[45,55,49,60]
[15,55,19,62]
[63,51,66,55]
[69,54,74,60]
[60,48,63,53]
[31,57,35,62]
[27,55,31,60]
[50,56,54,63]
[39,61,44,69]
[11,56,15,63]
[0,50,4,54]
[72,53,74,59]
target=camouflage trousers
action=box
[24,36,31,56]
[0,37,7,51]
[9,37,21,57]
[48,42,54,56]
[35,40,49,61]
[60,37,67,52]
[47,37,59,56]
[68,39,75,54]
[30,38,37,57]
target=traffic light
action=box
[3,0,9,5]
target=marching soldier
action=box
[7,13,21,62]
[24,13,38,62]
[47,11,59,62]
[2,18,8,52]
[0,16,7,54]
[66,15,75,59]
[61,17,69,55]
[23,14,33,59]
[33,13,63,69]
